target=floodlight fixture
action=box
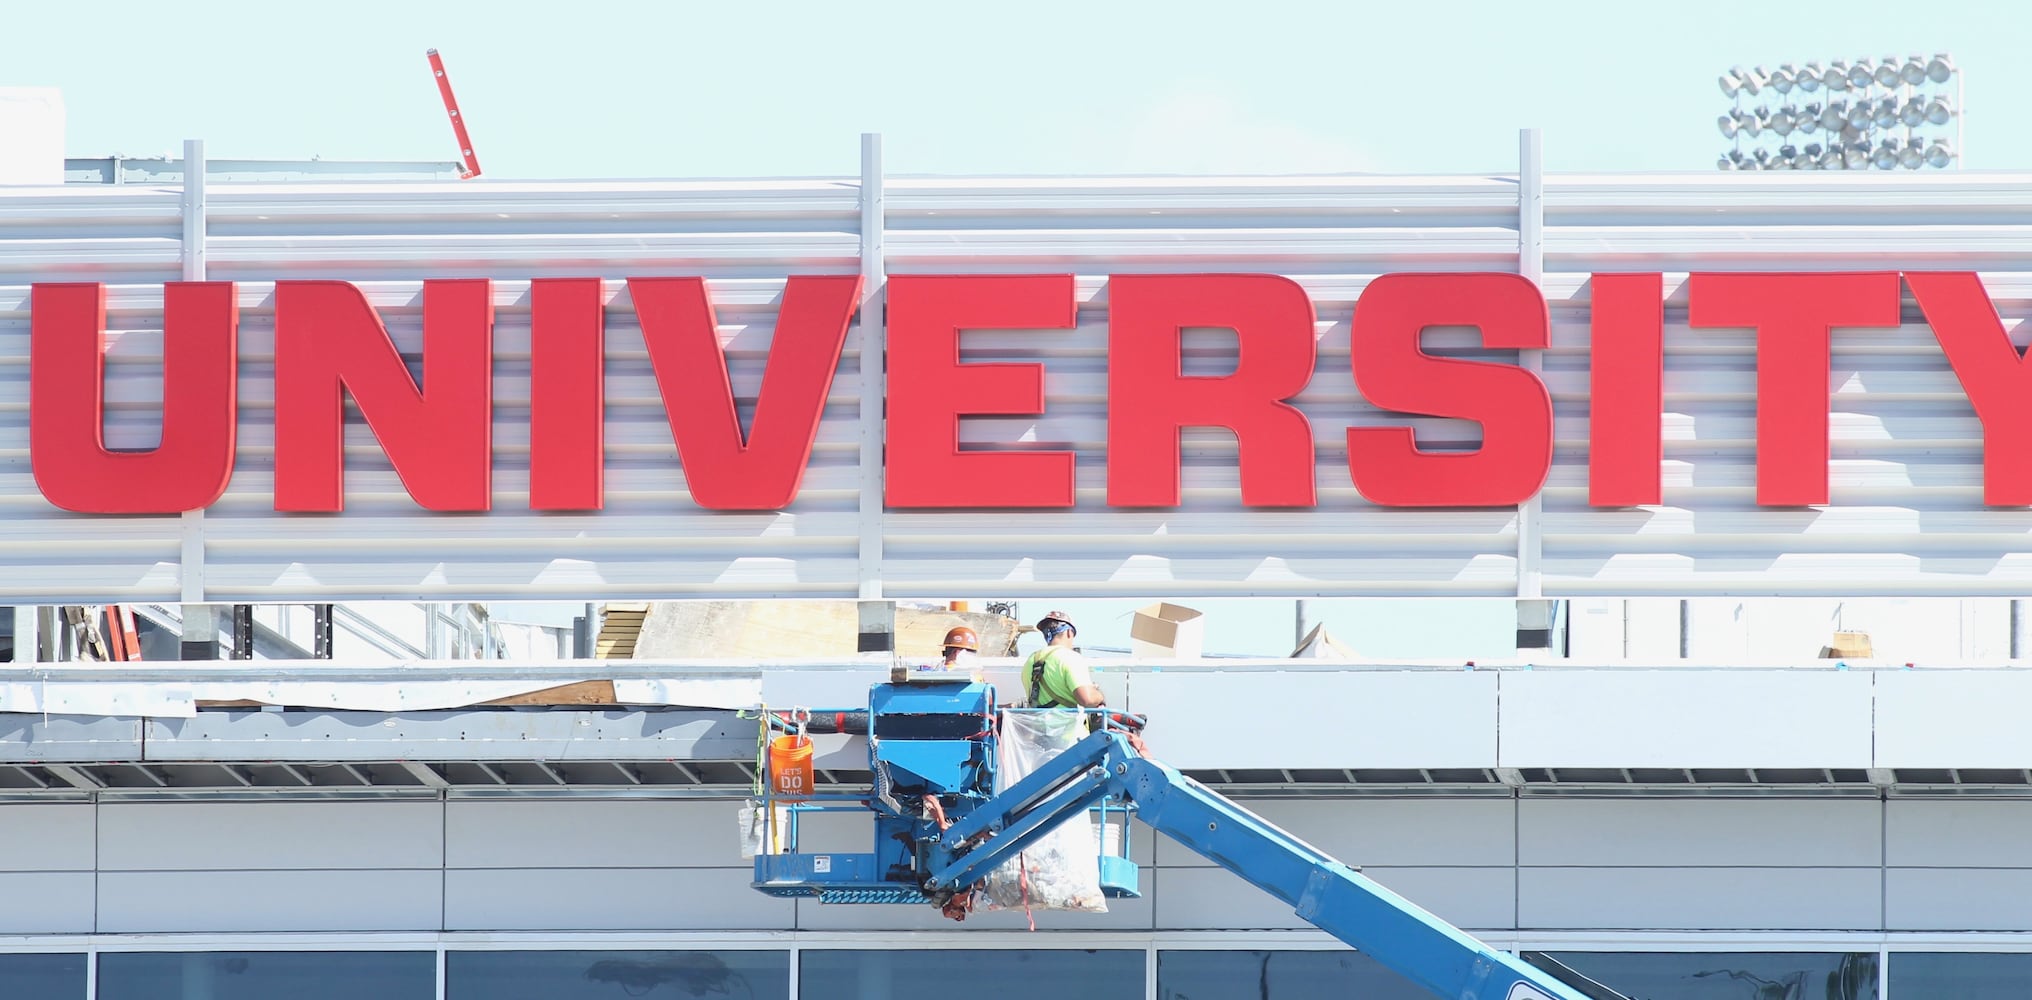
[1712,52,1961,171]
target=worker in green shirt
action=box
[1019,610,1148,755]
[1021,611,1105,709]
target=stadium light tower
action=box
[1717,54,1962,171]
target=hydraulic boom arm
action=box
[925,728,1603,1000]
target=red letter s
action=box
[1346,273,1552,507]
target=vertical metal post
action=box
[572,614,593,659]
[858,600,896,657]
[230,604,254,660]
[856,134,893,658]
[1678,599,1692,659]
[2012,599,2028,658]
[1294,599,1311,649]
[313,604,334,659]
[1515,127,1551,657]
[35,606,57,661]
[178,138,222,657]
[857,132,887,602]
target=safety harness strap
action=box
[1028,650,1057,708]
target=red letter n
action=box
[31,282,239,514]
[274,280,494,512]
[1107,274,1317,507]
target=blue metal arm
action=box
[926,730,1597,1000]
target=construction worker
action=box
[1020,610,1148,755]
[938,626,981,676]
[1021,611,1105,709]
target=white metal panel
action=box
[1127,669,1497,769]
[0,188,188,599]
[0,180,864,602]
[1151,798,1514,868]
[1875,670,2032,767]
[1157,865,1513,932]
[0,873,94,933]
[97,869,440,932]
[1498,669,1874,768]
[1542,174,2032,598]
[443,868,793,931]
[446,800,742,869]
[0,804,95,871]
[1885,869,2032,931]
[1885,801,2032,868]
[97,801,443,871]
[1517,868,1880,931]
[10,172,2032,598]
[1518,799,1881,868]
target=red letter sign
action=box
[1909,271,2032,506]
[31,282,238,513]
[1346,273,1553,507]
[1688,273,1900,506]
[887,275,1077,508]
[630,275,861,511]
[530,278,606,511]
[1588,273,1665,506]
[274,280,494,512]
[1107,274,1317,507]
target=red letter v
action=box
[630,276,862,510]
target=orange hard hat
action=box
[942,626,980,652]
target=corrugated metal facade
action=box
[4,167,2031,601]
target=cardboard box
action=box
[1819,630,1873,659]
[1130,602,1205,659]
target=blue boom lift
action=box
[751,673,1628,1000]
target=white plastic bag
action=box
[737,800,790,859]
[979,710,1108,913]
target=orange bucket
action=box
[768,734,815,799]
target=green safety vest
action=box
[1023,647,1083,708]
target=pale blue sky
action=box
[12,1,2018,659]
[9,0,2021,177]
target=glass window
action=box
[448,950,789,1000]
[1158,950,1428,999]
[800,950,1143,1000]
[1536,952,1877,1000]
[1889,952,2032,999]
[0,953,85,1000]
[97,951,434,1000]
